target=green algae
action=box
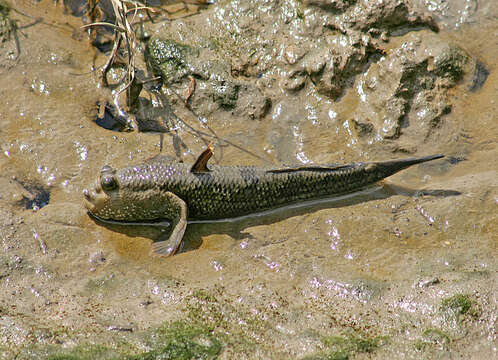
[323,333,387,359]
[441,294,472,315]
[145,38,195,84]
[11,287,267,359]
[184,289,226,330]
[184,288,255,332]
[0,0,9,19]
[128,321,222,360]
[0,0,11,33]
[46,345,117,360]
[0,0,16,46]
[440,293,480,321]
[183,288,266,353]
[433,45,469,83]
[303,331,387,360]
[414,328,451,352]
[20,320,222,360]
[145,37,241,110]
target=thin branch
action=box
[80,22,125,32]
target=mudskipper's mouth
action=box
[82,188,96,213]
[82,181,108,214]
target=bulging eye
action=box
[101,165,113,173]
[101,175,117,191]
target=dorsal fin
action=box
[191,144,214,173]
[266,164,353,174]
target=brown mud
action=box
[0,0,496,359]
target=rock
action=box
[304,0,355,13]
[351,34,473,143]
[145,38,197,84]
[145,37,270,120]
[307,0,439,34]
[296,34,381,99]
[234,84,271,120]
[283,44,306,65]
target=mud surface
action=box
[0,0,496,359]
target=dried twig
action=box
[82,0,154,107]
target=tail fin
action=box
[370,154,444,179]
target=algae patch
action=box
[414,328,451,352]
[145,37,268,117]
[46,345,118,360]
[0,0,13,43]
[145,37,239,109]
[303,331,387,360]
[129,321,222,360]
[440,293,480,321]
[23,320,222,360]
[145,38,195,84]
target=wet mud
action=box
[0,0,496,359]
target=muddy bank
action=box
[0,0,496,359]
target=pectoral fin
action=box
[150,192,188,257]
[191,144,214,173]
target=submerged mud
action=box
[0,0,496,359]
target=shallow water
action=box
[0,0,496,359]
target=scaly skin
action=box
[83,153,444,256]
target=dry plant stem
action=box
[107,0,135,97]
[86,0,103,42]
[110,1,155,108]
[82,0,153,107]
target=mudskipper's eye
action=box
[101,175,117,191]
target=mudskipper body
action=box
[83,146,444,256]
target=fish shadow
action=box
[88,184,461,255]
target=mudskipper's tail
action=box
[368,154,445,180]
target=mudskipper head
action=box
[83,165,124,220]
[83,164,170,222]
